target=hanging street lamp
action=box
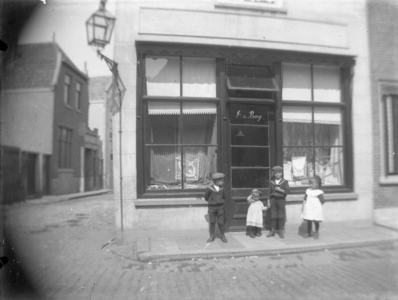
[86,0,116,51]
[86,0,125,231]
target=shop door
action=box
[225,102,275,231]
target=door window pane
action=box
[182,103,217,144]
[283,106,313,146]
[315,147,344,186]
[182,58,216,97]
[230,126,268,146]
[314,66,341,103]
[146,57,180,96]
[231,147,269,167]
[232,169,269,188]
[282,63,311,101]
[230,103,268,125]
[314,107,343,146]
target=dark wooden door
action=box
[225,102,275,231]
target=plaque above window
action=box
[214,0,286,13]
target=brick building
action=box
[368,0,398,230]
[1,42,103,202]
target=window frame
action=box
[75,82,82,111]
[64,74,71,106]
[58,126,73,169]
[281,63,353,193]
[136,43,355,199]
[138,54,222,198]
[379,82,398,184]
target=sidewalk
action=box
[112,220,398,263]
[14,189,113,205]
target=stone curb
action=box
[1,189,113,207]
[137,237,398,263]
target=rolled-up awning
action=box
[283,106,341,125]
[148,102,217,115]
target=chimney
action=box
[84,61,89,76]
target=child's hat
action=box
[251,189,262,195]
[272,166,283,171]
[212,173,225,180]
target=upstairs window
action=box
[282,63,346,188]
[75,82,82,110]
[64,75,71,106]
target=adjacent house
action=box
[88,76,114,189]
[108,0,378,232]
[367,0,398,230]
[1,42,103,202]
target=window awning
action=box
[148,102,217,115]
[283,106,341,125]
[226,65,279,92]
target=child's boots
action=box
[249,226,255,238]
[266,229,275,237]
[255,228,262,237]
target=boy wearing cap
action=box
[267,166,290,238]
[204,173,228,243]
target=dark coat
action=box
[204,185,225,206]
[270,179,290,198]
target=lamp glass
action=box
[86,7,116,50]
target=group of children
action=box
[203,166,325,243]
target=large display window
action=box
[136,46,353,198]
[282,63,346,187]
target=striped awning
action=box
[148,102,216,115]
[283,106,341,125]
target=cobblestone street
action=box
[1,194,397,300]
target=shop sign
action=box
[235,110,263,122]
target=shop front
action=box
[132,43,354,231]
[112,0,372,231]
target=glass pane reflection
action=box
[231,147,269,167]
[232,169,269,188]
[231,126,268,146]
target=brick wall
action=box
[368,0,398,209]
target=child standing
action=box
[267,166,290,239]
[246,189,268,238]
[302,175,325,239]
[204,173,228,243]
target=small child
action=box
[204,173,228,243]
[246,189,268,238]
[301,175,325,239]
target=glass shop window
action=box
[282,63,345,187]
[145,56,216,97]
[143,56,218,191]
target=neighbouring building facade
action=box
[89,76,114,189]
[1,42,103,202]
[368,0,398,230]
[111,0,374,231]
